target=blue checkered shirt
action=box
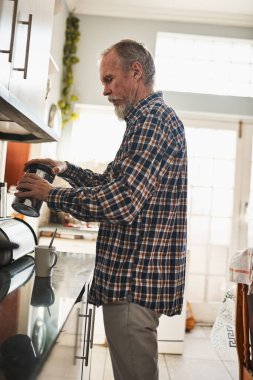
[48,92,187,316]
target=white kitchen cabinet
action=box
[60,284,95,380]
[8,0,55,120]
[0,0,15,89]
[0,0,59,143]
[37,282,95,380]
[0,0,55,121]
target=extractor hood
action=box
[0,86,59,143]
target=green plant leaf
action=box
[58,13,80,128]
[70,94,79,101]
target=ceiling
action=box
[65,0,253,27]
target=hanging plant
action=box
[58,13,80,128]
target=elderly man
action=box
[15,39,187,380]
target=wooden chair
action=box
[236,283,253,380]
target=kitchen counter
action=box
[38,223,99,239]
[0,251,95,380]
[38,224,98,255]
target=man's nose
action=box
[103,85,111,96]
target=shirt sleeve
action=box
[58,162,112,187]
[47,113,180,224]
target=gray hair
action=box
[102,39,155,87]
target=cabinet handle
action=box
[13,14,32,79]
[73,306,81,365]
[84,308,92,366]
[75,308,93,366]
[0,0,18,62]
[90,306,96,349]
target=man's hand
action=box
[15,173,54,201]
[24,158,68,175]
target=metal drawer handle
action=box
[0,0,18,62]
[13,13,32,79]
[73,306,81,365]
[75,308,93,366]
[84,308,92,366]
[90,305,96,349]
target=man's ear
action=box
[131,61,143,80]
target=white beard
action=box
[114,101,133,120]
[108,93,135,120]
[114,104,127,120]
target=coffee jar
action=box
[11,163,55,217]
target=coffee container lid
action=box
[26,163,53,176]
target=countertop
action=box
[38,224,99,239]
[0,251,95,380]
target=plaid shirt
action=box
[48,92,187,316]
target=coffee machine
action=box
[0,217,37,267]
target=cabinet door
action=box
[5,141,30,186]
[9,0,54,120]
[37,302,83,380]
[37,281,95,380]
[75,283,95,380]
[0,0,17,89]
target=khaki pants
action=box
[102,301,160,380]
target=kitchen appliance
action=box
[11,163,55,217]
[0,217,37,266]
[0,255,35,302]
[0,334,37,379]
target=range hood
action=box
[0,86,58,143]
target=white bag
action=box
[210,287,237,361]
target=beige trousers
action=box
[102,301,160,380]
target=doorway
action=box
[183,113,253,322]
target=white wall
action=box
[73,14,253,116]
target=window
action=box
[155,32,253,97]
[70,104,125,165]
[185,123,237,304]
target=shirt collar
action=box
[124,91,163,122]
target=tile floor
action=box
[90,325,239,380]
